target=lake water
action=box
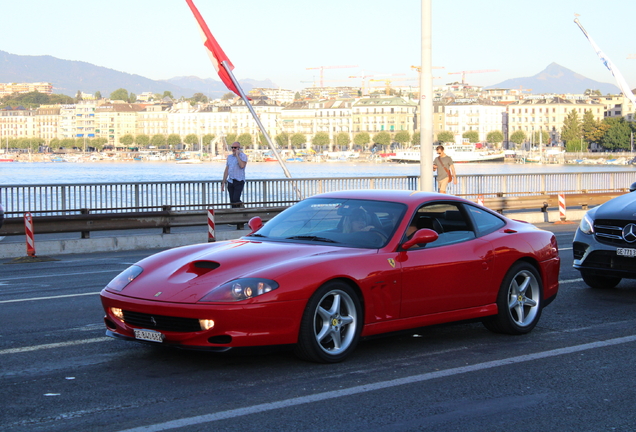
[1,160,635,185]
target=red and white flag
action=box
[185,0,243,98]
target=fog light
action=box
[111,307,124,321]
[199,319,215,331]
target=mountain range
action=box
[0,50,625,98]
[0,50,276,98]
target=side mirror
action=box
[248,216,263,233]
[401,228,439,250]
[630,182,636,193]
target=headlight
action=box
[106,265,143,291]
[579,213,594,235]
[198,278,279,302]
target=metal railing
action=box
[1,171,634,217]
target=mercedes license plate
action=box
[134,329,164,343]
[617,248,636,258]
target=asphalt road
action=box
[1,223,635,432]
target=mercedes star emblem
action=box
[622,223,636,243]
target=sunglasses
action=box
[231,147,239,149]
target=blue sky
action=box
[3,0,635,92]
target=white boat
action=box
[390,144,505,163]
[176,158,202,164]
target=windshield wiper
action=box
[248,233,267,238]
[285,235,339,243]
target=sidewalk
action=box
[0,209,584,260]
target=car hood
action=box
[595,193,636,220]
[114,239,365,303]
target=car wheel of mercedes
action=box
[295,281,362,363]
[484,262,542,335]
[581,271,621,289]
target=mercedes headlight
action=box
[198,278,279,302]
[579,213,594,235]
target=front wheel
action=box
[484,262,542,335]
[295,281,362,363]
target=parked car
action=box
[101,190,560,363]
[0,203,4,229]
[573,182,636,288]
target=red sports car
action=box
[101,190,560,363]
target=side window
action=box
[467,205,505,236]
[406,202,476,248]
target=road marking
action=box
[0,337,111,355]
[0,269,118,282]
[118,335,636,432]
[559,278,583,284]
[559,247,572,251]
[0,291,100,304]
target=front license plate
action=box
[134,329,164,343]
[617,248,636,258]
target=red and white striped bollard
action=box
[24,212,36,257]
[477,195,484,207]
[558,193,566,222]
[207,208,216,242]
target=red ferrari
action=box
[101,190,560,363]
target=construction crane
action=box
[447,69,499,85]
[348,72,405,95]
[410,65,445,73]
[305,65,358,87]
[300,78,353,87]
[370,77,420,95]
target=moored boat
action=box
[390,143,505,163]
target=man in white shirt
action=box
[222,142,248,207]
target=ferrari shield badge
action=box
[387,258,396,268]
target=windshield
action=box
[250,198,406,249]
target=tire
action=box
[581,272,621,289]
[294,281,362,363]
[483,262,542,335]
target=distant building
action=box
[0,82,53,96]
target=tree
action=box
[275,132,290,148]
[128,92,137,103]
[437,131,454,143]
[184,134,199,150]
[202,133,216,152]
[510,130,526,145]
[151,134,167,148]
[335,132,351,148]
[354,132,370,147]
[119,134,134,147]
[75,90,83,102]
[462,130,479,143]
[162,91,174,100]
[221,92,235,101]
[411,131,420,146]
[290,133,307,148]
[110,88,129,101]
[294,92,302,100]
[561,109,582,150]
[600,117,631,151]
[393,131,411,147]
[373,131,391,147]
[486,130,504,145]
[581,109,600,146]
[191,93,209,104]
[312,132,330,149]
[95,91,102,99]
[532,130,550,145]
[89,138,107,151]
[237,133,253,148]
[167,134,181,148]
[135,134,150,147]
[226,133,237,145]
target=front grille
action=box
[572,242,587,260]
[123,310,201,332]
[594,219,636,247]
[581,250,636,273]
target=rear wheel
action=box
[295,281,362,363]
[581,271,621,289]
[484,262,542,335]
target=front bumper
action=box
[573,230,636,279]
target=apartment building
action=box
[443,98,507,142]
[352,96,417,135]
[508,96,604,137]
[95,103,145,146]
[0,106,35,139]
[0,82,53,96]
[34,106,61,142]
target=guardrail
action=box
[1,170,634,217]
[0,191,625,239]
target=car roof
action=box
[311,189,468,206]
